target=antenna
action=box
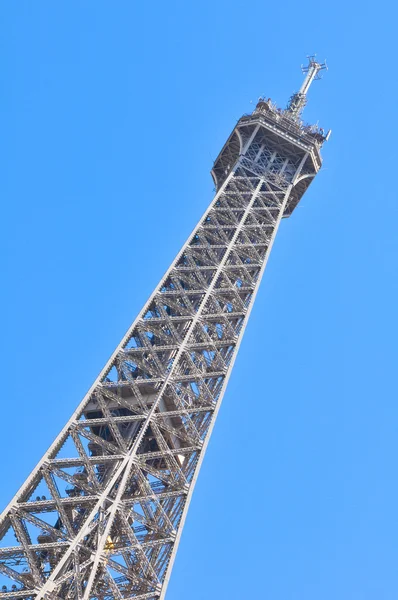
[287,55,327,119]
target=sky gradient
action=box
[1,2,398,599]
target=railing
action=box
[243,99,326,148]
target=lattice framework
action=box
[0,65,327,600]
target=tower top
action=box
[252,55,330,148]
[287,55,327,119]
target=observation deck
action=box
[212,57,330,217]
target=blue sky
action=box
[1,1,398,599]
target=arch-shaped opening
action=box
[211,130,242,191]
[284,173,315,217]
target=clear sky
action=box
[1,1,397,599]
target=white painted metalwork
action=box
[0,63,328,599]
[286,55,327,119]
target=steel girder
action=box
[0,107,324,600]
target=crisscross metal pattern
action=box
[0,104,324,600]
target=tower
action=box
[0,58,329,599]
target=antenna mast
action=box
[287,55,327,119]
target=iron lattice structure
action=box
[0,59,328,600]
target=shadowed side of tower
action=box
[0,58,329,600]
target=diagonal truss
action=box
[0,69,327,600]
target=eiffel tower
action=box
[0,58,329,599]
